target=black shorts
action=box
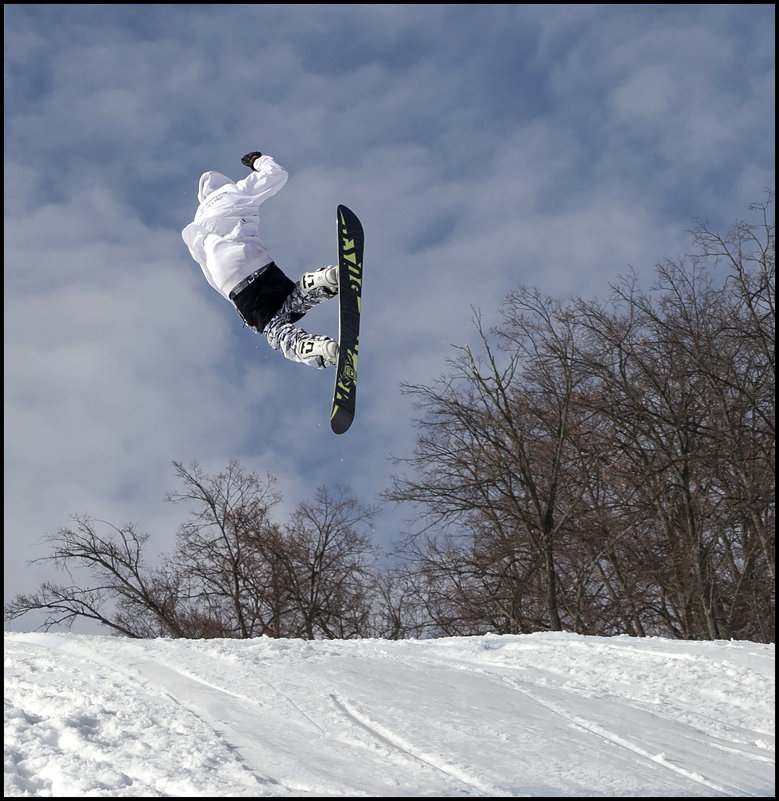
[229,262,300,332]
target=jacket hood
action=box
[198,171,233,204]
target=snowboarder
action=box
[182,152,339,368]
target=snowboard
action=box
[330,205,364,435]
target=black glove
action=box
[241,151,263,169]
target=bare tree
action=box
[383,295,593,634]
[382,194,774,642]
[165,460,290,638]
[5,462,380,639]
[3,516,188,637]
[274,486,378,639]
[571,192,774,641]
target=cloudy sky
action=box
[4,4,775,630]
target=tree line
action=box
[5,193,774,642]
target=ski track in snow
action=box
[51,638,497,796]
[327,691,502,796]
[503,677,728,795]
[409,642,774,796]
[165,650,509,795]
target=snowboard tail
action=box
[331,205,364,435]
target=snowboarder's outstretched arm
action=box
[234,153,289,205]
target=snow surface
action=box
[4,631,774,797]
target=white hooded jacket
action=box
[181,155,289,299]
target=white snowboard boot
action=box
[297,335,339,368]
[301,266,338,297]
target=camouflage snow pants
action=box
[263,282,336,369]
